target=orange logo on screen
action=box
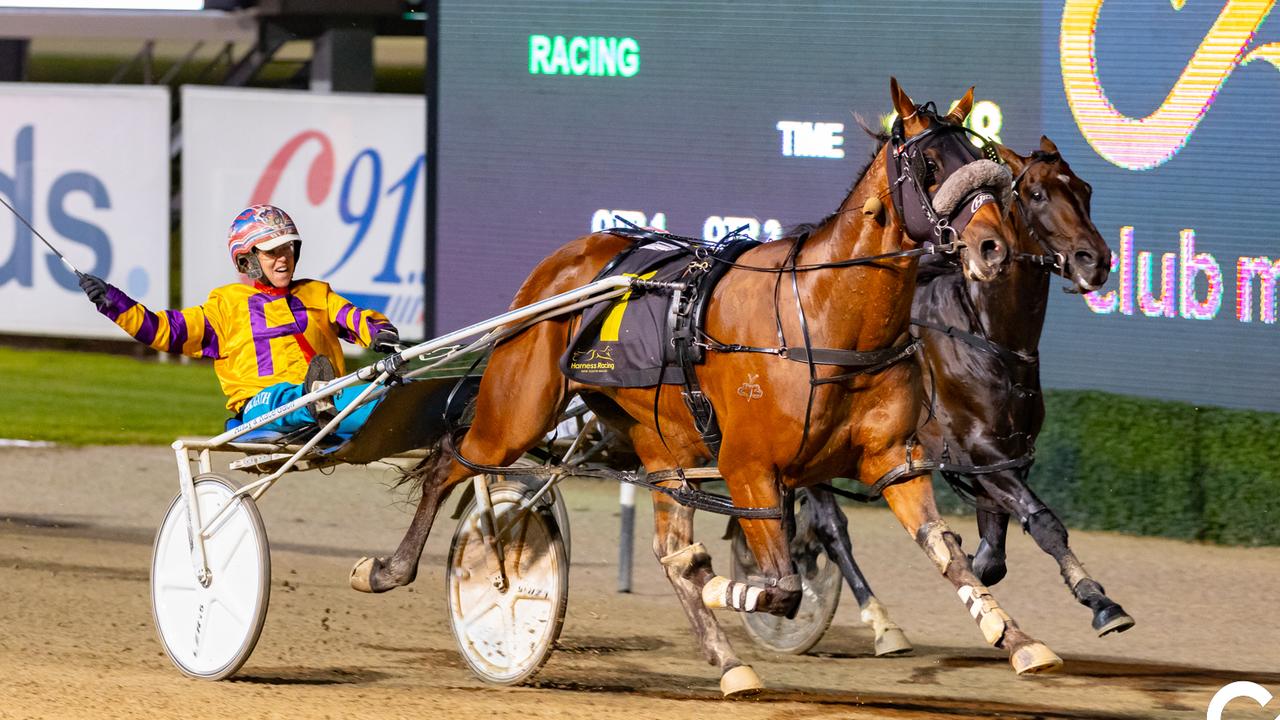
[1061,0,1280,171]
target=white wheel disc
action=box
[151,474,270,680]
[446,482,568,685]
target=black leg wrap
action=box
[771,573,803,618]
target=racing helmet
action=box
[227,204,302,280]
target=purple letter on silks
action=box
[248,294,310,376]
[1179,229,1223,321]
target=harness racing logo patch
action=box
[570,345,616,373]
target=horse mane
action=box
[778,120,888,243]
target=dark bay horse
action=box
[350,79,1061,695]
[801,137,1133,653]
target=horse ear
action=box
[995,143,1024,172]
[1039,135,1060,154]
[946,87,975,124]
[889,77,924,134]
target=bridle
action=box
[887,103,1008,248]
[1010,150,1071,278]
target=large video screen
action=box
[436,0,1280,412]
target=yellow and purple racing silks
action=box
[96,279,394,412]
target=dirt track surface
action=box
[2,445,1278,720]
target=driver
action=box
[77,203,400,435]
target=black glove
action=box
[371,327,401,354]
[78,274,110,312]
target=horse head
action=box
[1000,136,1112,292]
[887,78,1014,282]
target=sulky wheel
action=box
[446,480,569,685]
[729,493,843,655]
[151,473,270,680]
[512,462,571,563]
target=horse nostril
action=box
[980,238,1005,265]
[1075,250,1097,269]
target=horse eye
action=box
[1030,189,1046,202]
[925,159,939,173]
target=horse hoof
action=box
[1093,604,1136,637]
[350,557,376,593]
[1011,642,1063,675]
[720,665,764,698]
[874,627,914,657]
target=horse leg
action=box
[698,460,802,620]
[651,491,764,697]
[350,321,570,593]
[806,488,913,656]
[970,504,1011,586]
[977,473,1136,637]
[876,472,1062,675]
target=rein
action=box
[610,217,961,275]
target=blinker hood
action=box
[887,113,1008,245]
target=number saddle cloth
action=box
[560,227,759,389]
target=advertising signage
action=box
[437,1,1280,412]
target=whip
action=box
[0,193,82,277]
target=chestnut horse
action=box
[802,137,1132,651]
[350,79,1061,695]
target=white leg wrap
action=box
[702,575,768,613]
[702,575,733,609]
[1063,557,1090,589]
[659,541,709,570]
[958,584,1013,646]
[919,521,953,571]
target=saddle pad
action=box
[560,240,696,387]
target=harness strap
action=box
[911,317,1038,367]
[813,451,1036,506]
[446,427,782,519]
[785,340,918,367]
[814,458,940,504]
[938,453,1037,510]
[670,281,724,458]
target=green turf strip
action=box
[0,346,486,446]
[0,347,228,445]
